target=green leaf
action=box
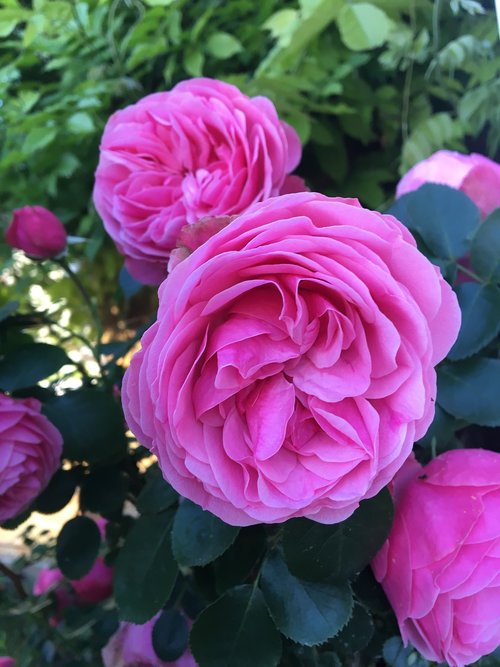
[0,343,70,392]
[22,127,57,155]
[67,111,94,134]
[448,283,500,361]
[383,637,429,667]
[206,32,243,59]
[152,609,189,662]
[337,3,391,51]
[260,552,353,646]
[114,512,177,623]
[258,0,342,74]
[190,585,282,667]
[401,113,463,173]
[416,404,458,451]
[80,468,128,517]
[438,358,500,426]
[263,9,298,39]
[183,48,204,76]
[283,488,393,583]
[331,603,374,653]
[387,184,480,261]
[143,0,176,5]
[0,8,29,37]
[137,467,178,514]
[43,390,128,464]
[35,469,78,515]
[172,500,239,567]
[56,516,100,580]
[214,526,266,594]
[0,301,19,323]
[470,209,500,283]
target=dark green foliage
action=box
[56,516,100,579]
[114,511,178,623]
[190,585,282,667]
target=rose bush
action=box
[396,151,500,219]
[0,393,62,522]
[4,206,67,259]
[123,192,460,526]
[372,449,500,667]
[93,77,302,284]
[101,613,196,667]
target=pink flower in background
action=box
[0,658,15,667]
[372,449,500,667]
[5,206,67,258]
[396,150,500,219]
[0,393,62,522]
[33,567,64,596]
[168,215,236,271]
[102,613,196,667]
[33,566,72,627]
[33,556,113,625]
[93,77,302,284]
[122,192,460,526]
[70,556,113,604]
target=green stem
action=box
[56,258,103,344]
[0,561,27,600]
[455,263,483,283]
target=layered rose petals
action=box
[372,449,500,667]
[122,192,460,526]
[93,77,303,284]
[0,393,62,522]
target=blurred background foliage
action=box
[1,0,499,333]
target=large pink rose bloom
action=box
[122,192,460,526]
[93,77,302,284]
[102,613,196,667]
[0,393,62,522]
[372,449,500,667]
[396,150,500,219]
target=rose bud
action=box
[372,449,500,667]
[5,206,67,259]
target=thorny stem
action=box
[0,561,27,600]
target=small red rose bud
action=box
[5,206,67,259]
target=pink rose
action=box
[396,150,500,219]
[0,393,62,522]
[33,567,64,596]
[70,556,113,604]
[93,77,302,284]
[122,192,460,526]
[372,449,500,667]
[168,215,236,272]
[0,658,15,667]
[33,566,72,626]
[102,612,196,667]
[5,206,67,258]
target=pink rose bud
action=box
[93,77,302,284]
[101,612,196,667]
[396,150,500,219]
[372,449,500,667]
[5,206,67,258]
[70,557,113,605]
[122,192,460,527]
[0,658,15,667]
[0,393,62,522]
